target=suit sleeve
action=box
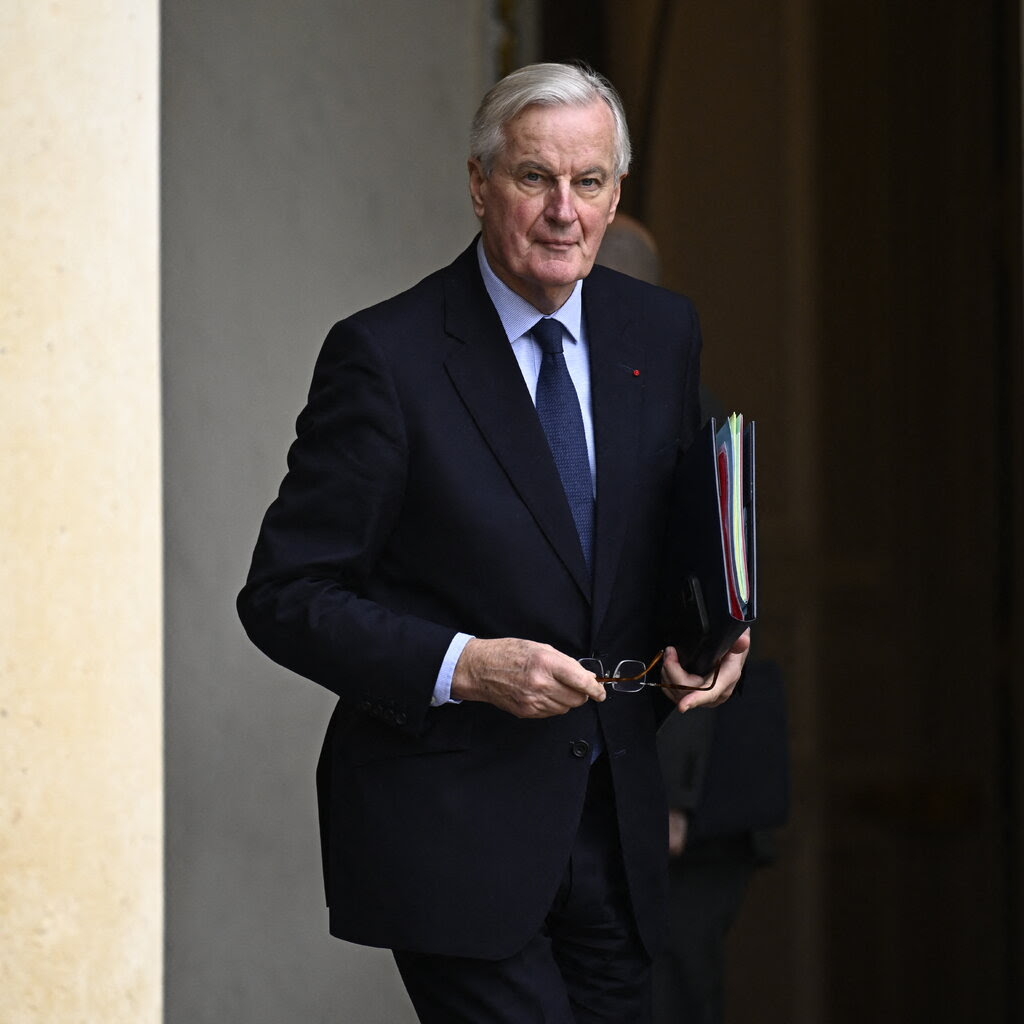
[236,319,456,733]
[656,706,716,811]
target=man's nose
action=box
[544,183,577,224]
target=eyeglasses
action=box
[579,651,720,693]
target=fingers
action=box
[667,808,689,857]
[451,637,606,719]
[728,629,753,657]
[663,629,751,714]
[527,645,607,711]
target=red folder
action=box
[668,415,757,676]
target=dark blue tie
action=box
[533,317,594,571]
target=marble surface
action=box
[0,3,162,1022]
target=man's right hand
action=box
[450,638,607,719]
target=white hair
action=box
[470,62,632,180]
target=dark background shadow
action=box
[544,2,1023,1021]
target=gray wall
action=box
[161,3,493,1020]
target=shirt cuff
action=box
[431,632,474,706]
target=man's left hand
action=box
[660,629,751,713]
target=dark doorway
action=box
[547,2,1023,1021]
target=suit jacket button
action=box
[570,739,590,759]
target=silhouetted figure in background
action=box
[596,216,790,1024]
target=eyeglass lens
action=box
[579,659,648,692]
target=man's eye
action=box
[524,172,543,183]
[579,178,600,189]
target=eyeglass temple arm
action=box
[656,659,721,692]
[591,650,721,691]
[600,650,721,692]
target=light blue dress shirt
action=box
[429,242,597,706]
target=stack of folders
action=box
[671,413,757,676]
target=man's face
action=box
[468,100,623,314]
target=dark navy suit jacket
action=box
[237,238,702,959]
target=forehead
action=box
[500,100,617,170]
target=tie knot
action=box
[532,318,564,355]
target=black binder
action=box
[669,416,757,676]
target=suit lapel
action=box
[441,247,593,601]
[585,272,645,636]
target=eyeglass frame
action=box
[578,650,720,693]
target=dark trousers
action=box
[652,836,758,1024]
[394,756,653,1023]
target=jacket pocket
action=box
[343,705,474,766]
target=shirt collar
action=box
[476,238,583,345]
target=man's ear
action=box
[467,159,486,218]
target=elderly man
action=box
[238,62,749,1023]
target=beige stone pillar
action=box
[0,3,162,1022]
